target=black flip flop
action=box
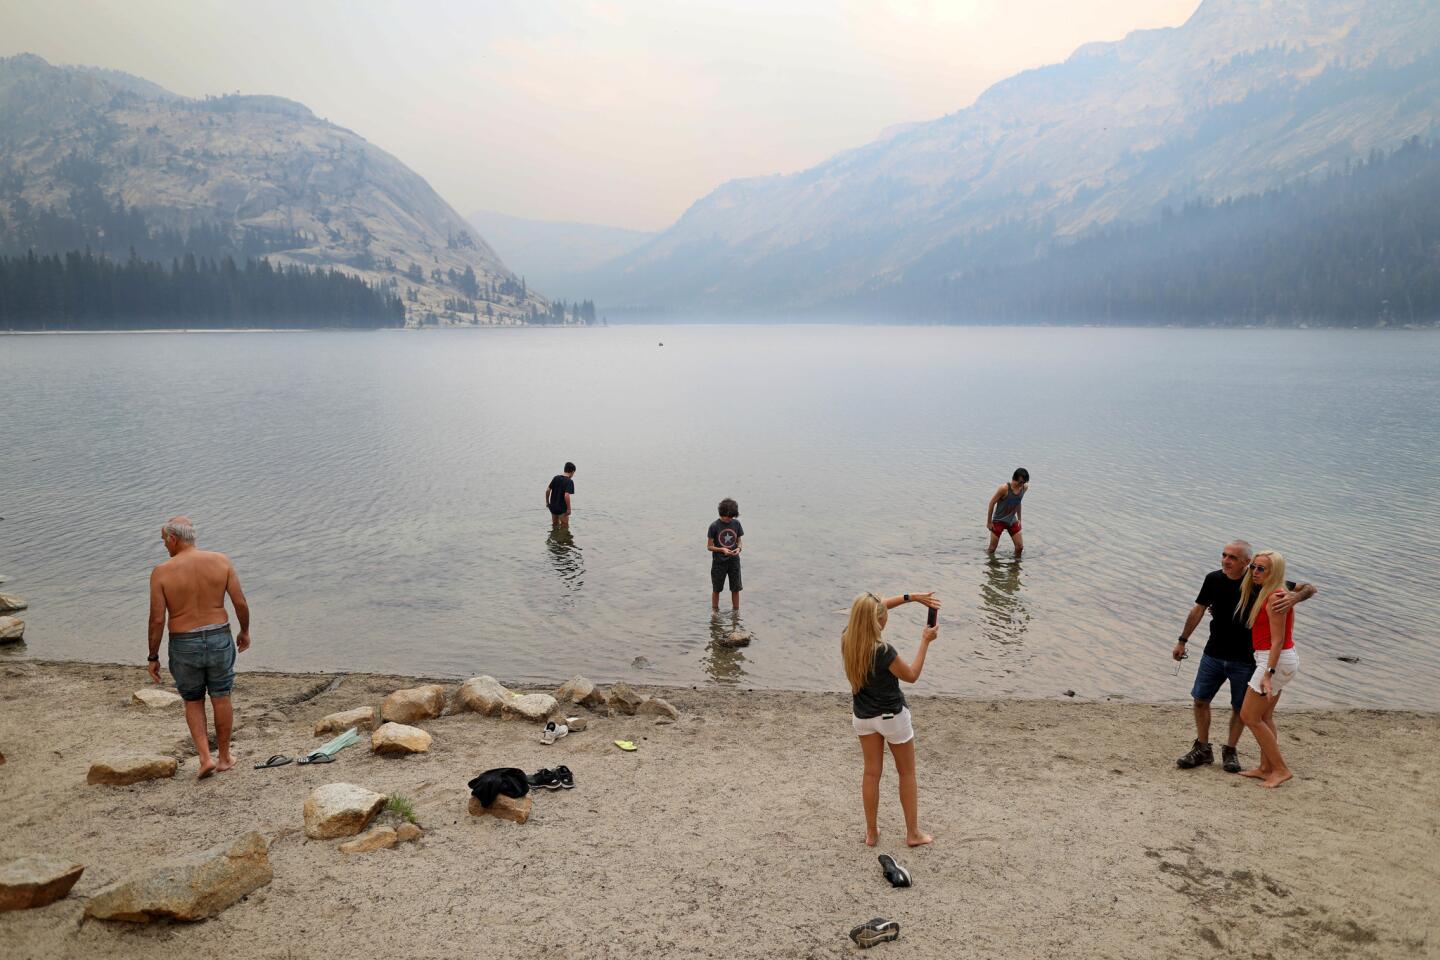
[254,754,292,769]
[878,854,911,888]
[849,917,900,949]
[297,752,336,765]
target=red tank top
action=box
[1251,591,1295,651]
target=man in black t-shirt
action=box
[1171,540,1316,772]
[707,498,744,612]
[545,462,576,528]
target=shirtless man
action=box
[147,516,250,779]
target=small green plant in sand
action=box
[385,794,418,825]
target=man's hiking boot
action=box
[1176,740,1214,769]
[1221,745,1242,773]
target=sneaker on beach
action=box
[1221,745,1242,773]
[1176,740,1214,769]
[526,768,564,790]
[555,765,574,789]
[541,720,569,745]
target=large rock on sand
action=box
[607,682,645,715]
[0,856,85,911]
[314,706,376,736]
[467,794,532,824]
[456,675,510,715]
[87,755,178,786]
[132,688,183,709]
[304,783,388,839]
[554,675,608,709]
[84,832,272,922]
[502,692,558,722]
[371,722,432,755]
[0,594,26,613]
[380,684,446,725]
[338,826,398,854]
[637,697,681,721]
[0,617,23,642]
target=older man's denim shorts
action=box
[168,624,236,701]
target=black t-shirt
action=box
[547,475,574,514]
[1195,570,1297,662]
[853,643,907,719]
[708,518,744,557]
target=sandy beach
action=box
[1,659,1436,959]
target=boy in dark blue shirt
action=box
[707,498,744,611]
[545,462,576,528]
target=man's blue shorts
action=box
[1190,653,1253,712]
[168,624,236,702]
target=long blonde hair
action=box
[842,592,887,693]
[1236,550,1287,628]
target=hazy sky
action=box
[2,1,1201,231]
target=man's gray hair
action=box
[162,516,196,544]
[1228,539,1253,560]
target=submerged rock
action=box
[0,616,23,642]
[0,856,84,911]
[380,684,446,725]
[87,755,178,786]
[84,832,271,922]
[303,783,387,839]
[0,594,27,613]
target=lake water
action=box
[2,325,1437,711]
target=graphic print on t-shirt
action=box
[708,519,744,553]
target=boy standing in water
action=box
[545,462,576,527]
[708,498,744,612]
[986,467,1030,556]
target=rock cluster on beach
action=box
[468,793,532,824]
[304,783,388,839]
[315,705,376,735]
[380,684,446,725]
[0,593,27,613]
[84,832,272,922]
[0,616,23,642]
[371,721,431,755]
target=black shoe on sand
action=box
[556,765,575,789]
[849,918,900,949]
[878,854,911,888]
[1222,745,1242,773]
[1176,740,1213,769]
[526,768,564,790]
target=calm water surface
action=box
[2,325,1437,710]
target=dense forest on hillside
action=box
[0,250,405,329]
[879,138,1440,325]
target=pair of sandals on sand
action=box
[254,727,362,768]
[848,855,912,949]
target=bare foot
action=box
[906,832,934,848]
[1239,767,1269,779]
[215,756,236,773]
[1261,770,1293,789]
[197,760,217,780]
[864,830,879,847]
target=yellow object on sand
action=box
[614,740,636,752]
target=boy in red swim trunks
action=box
[986,468,1029,556]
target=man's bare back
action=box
[152,549,240,634]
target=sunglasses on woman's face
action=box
[1250,564,1268,573]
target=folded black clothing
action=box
[468,767,530,807]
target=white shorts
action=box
[853,707,914,745]
[1249,648,1300,695]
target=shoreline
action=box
[2,659,1436,959]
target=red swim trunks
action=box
[990,520,1021,536]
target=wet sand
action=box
[1,660,1436,959]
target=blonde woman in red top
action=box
[1237,550,1301,788]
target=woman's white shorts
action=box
[852,707,914,744]
[1249,648,1300,695]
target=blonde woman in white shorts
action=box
[1237,550,1301,788]
[842,590,940,847]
